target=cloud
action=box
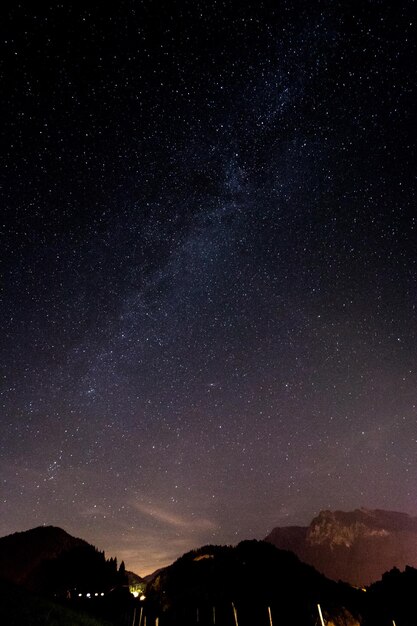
[133,502,217,532]
[81,502,220,575]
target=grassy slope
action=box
[0,579,112,626]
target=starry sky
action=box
[1,0,417,576]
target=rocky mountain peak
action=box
[265,508,417,585]
[307,509,391,548]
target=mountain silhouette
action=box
[0,525,126,595]
[145,540,362,625]
[266,508,417,585]
[3,524,417,624]
[0,526,88,587]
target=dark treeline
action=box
[143,541,417,626]
[145,540,362,626]
[29,545,128,596]
[3,530,417,626]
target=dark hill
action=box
[0,526,88,586]
[0,525,126,595]
[145,540,362,626]
[365,565,417,625]
[265,508,417,586]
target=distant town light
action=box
[140,594,146,601]
[86,593,91,598]
[78,593,82,597]
[101,592,105,597]
[132,591,139,598]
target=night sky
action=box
[1,0,417,576]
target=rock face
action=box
[265,508,417,586]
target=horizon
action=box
[3,504,417,577]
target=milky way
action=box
[1,1,416,575]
